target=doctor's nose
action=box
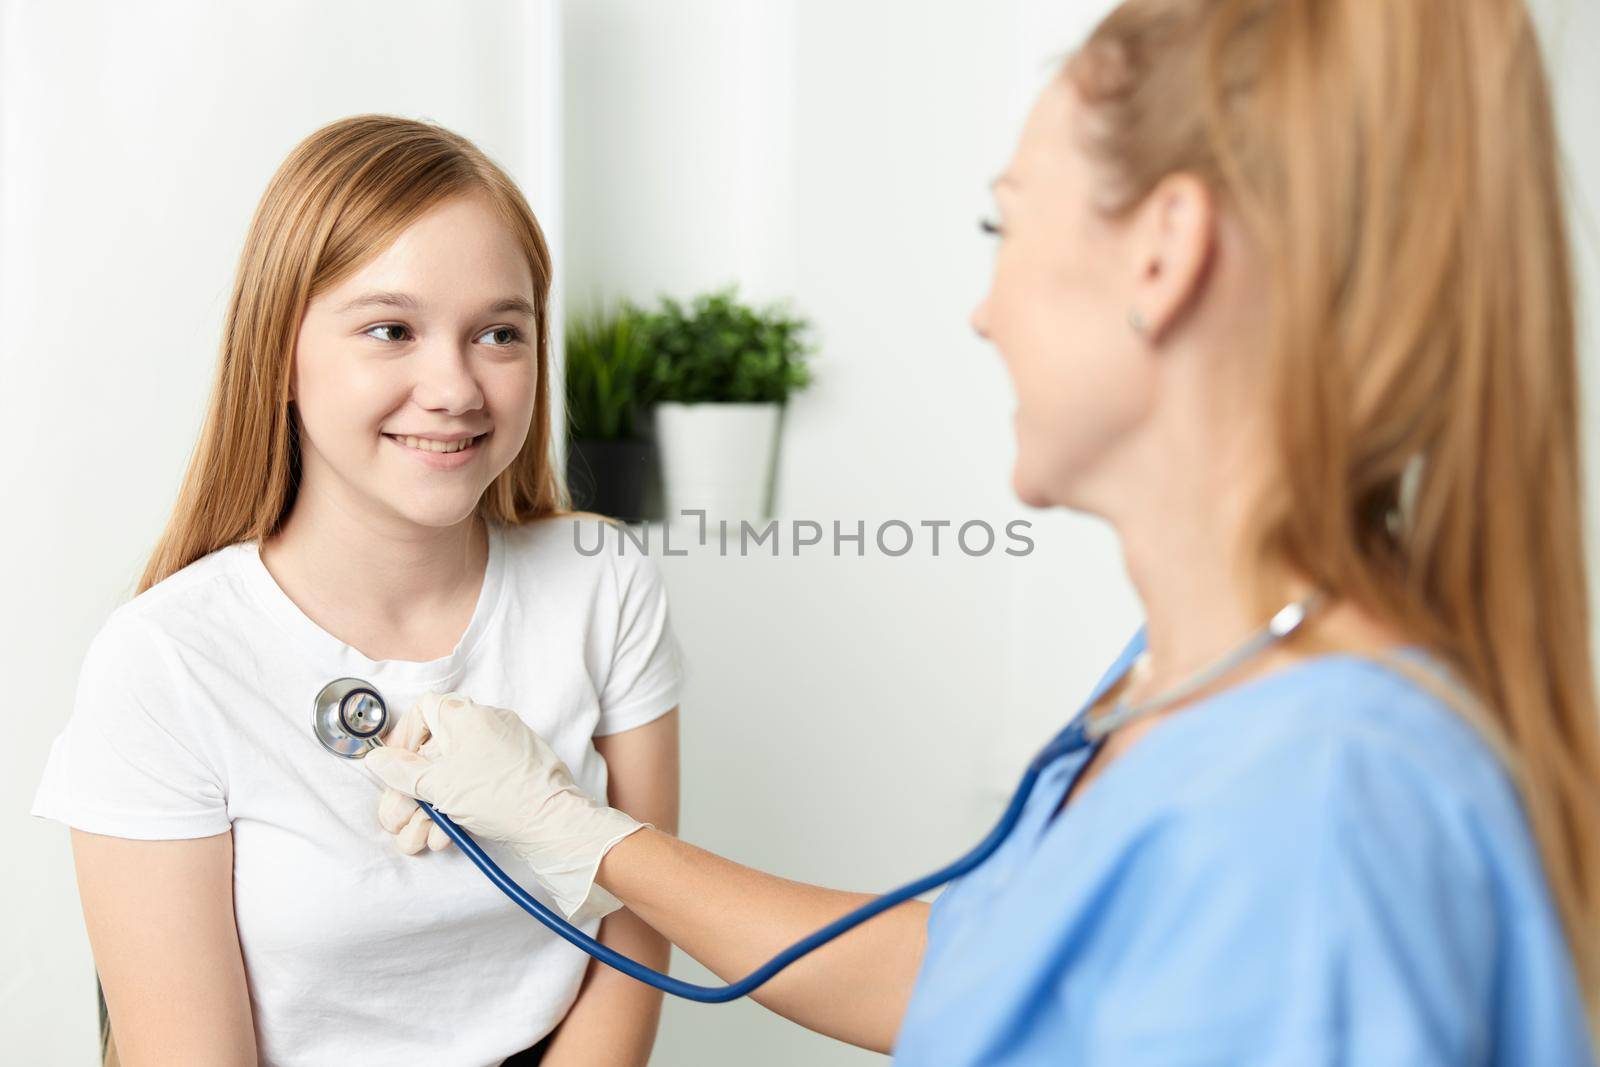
[970,299,991,341]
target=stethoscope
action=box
[310,596,1320,1003]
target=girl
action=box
[367,0,1600,1063]
[31,115,682,1066]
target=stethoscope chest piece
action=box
[312,677,390,759]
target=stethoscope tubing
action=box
[344,596,1312,1001]
[413,724,1080,1002]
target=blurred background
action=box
[2,1,1596,1063]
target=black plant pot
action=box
[567,438,656,523]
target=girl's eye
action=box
[479,326,523,347]
[979,216,1004,238]
[365,323,411,343]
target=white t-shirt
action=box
[31,515,684,1067]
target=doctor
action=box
[367,0,1600,1061]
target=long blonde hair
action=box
[108,117,583,1067]
[1070,0,1600,1027]
[137,114,569,596]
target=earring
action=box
[1128,309,1148,336]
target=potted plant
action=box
[563,303,656,523]
[639,286,814,522]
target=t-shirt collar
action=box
[230,519,507,689]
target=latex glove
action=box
[374,689,452,854]
[363,691,646,925]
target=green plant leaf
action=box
[636,284,816,404]
[563,302,652,441]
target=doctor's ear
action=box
[1125,172,1216,345]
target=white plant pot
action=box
[654,401,783,523]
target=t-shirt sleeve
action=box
[1073,735,1500,1066]
[30,612,230,839]
[594,544,684,736]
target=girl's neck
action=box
[260,488,488,656]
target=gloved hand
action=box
[363,691,647,925]
[373,692,451,855]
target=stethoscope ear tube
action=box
[415,762,1049,1002]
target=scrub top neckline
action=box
[1035,639,1439,842]
[232,518,508,687]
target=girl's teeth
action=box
[398,434,478,454]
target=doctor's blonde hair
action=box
[137,115,569,595]
[1071,0,1600,1027]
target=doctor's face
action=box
[972,75,1154,512]
[290,193,538,531]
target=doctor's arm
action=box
[537,710,679,1067]
[69,829,257,1067]
[369,694,930,1054]
[595,813,930,1053]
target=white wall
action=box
[4,1,1597,1065]
[0,2,559,1062]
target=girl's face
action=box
[971,76,1158,512]
[290,194,538,531]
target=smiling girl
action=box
[31,116,683,1067]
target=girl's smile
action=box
[383,431,492,470]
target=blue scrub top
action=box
[893,628,1596,1065]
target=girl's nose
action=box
[413,343,486,414]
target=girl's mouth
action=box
[387,433,486,454]
[384,432,490,468]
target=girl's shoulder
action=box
[101,540,259,649]
[497,513,669,600]
[499,511,647,556]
